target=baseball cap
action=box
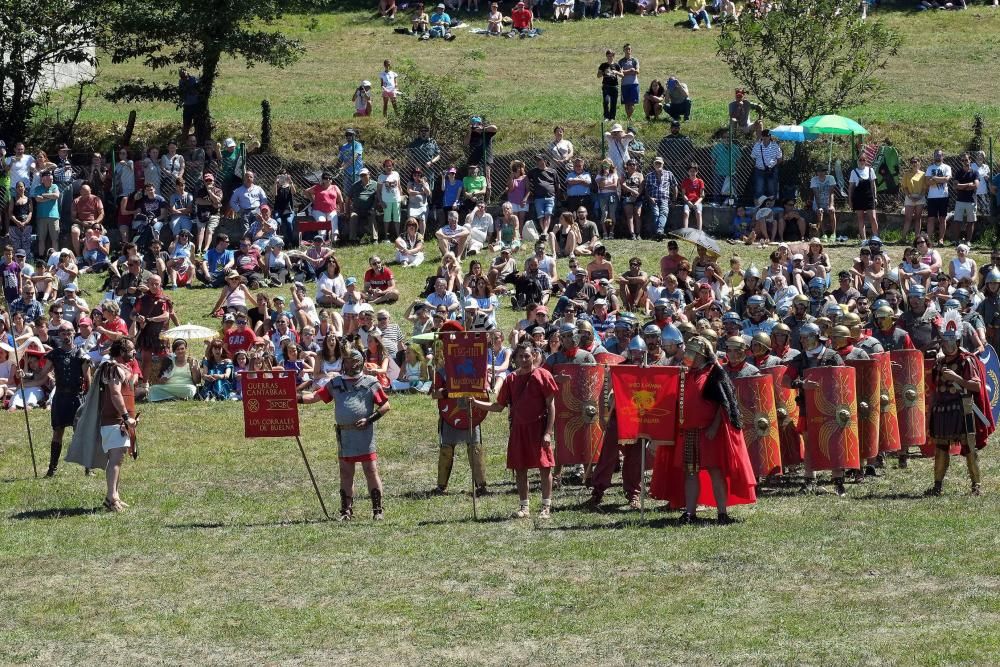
[64,283,78,291]
[345,277,357,286]
[77,317,92,326]
[597,278,610,286]
[223,313,236,322]
[653,156,664,164]
[593,298,608,306]
[14,249,26,257]
[224,138,236,148]
[358,168,370,175]
[792,253,804,261]
[447,167,457,174]
[535,305,549,315]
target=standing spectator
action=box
[194,173,223,254]
[563,158,592,214]
[337,129,365,192]
[228,171,268,232]
[465,116,497,187]
[460,164,488,220]
[595,160,619,238]
[901,157,927,243]
[618,44,640,123]
[751,129,782,202]
[547,126,574,175]
[271,169,298,247]
[645,156,678,241]
[53,144,74,225]
[308,172,344,244]
[527,154,558,233]
[849,155,878,241]
[506,160,529,230]
[598,49,623,122]
[729,88,763,137]
[142,146,163,197]
[971,151,992,222]
[32,170,61,258]
[379,60,400,117]
[680,162,705,230]
[7,183,33,259]
[952,152,980,243]
[168,178,195,240]
[183,134,205,189]
[6,143,35,197]
[604,123,634,176]
[925,149,952,246]
[620,159,643,240]
[219,138,241,205]
[810,164,838,243]
[347,168,378,242]
[408,125,441,194]
[406,168,432,235]
[666,77,692,120]
[161,141,185,196]
[178,69,202,137]
[376,159,402,243]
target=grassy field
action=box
[50,7,1000,161]
[4,239,1000,664]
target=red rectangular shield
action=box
[804,366,860,471]
[846,358,881,461]
[890,349,926,451]
[242,371,300,438]
[553,364,605,465]
[761,365,803,466]
[442,332,489,398]
[609,365,680,446]
[733,374,782,477]
[874,352,900,453]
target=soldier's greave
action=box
[934,448,950,483]
[966,449,982,486]
[468,443,486,487]
[48,441,62,472]
[437,445,456,488]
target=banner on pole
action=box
[609,365,680,446]
[442,332,489,398]
[242,371,300,438]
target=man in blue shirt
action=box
[337,129,364,190]
[429,4,454,39]
[32,170,61,257]
[197,233,234,287]
[228,171,268,232]
[10,282,43,322]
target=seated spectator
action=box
[496,202,522,252]
[312,333,343,389]
[771,274,798,316]
[752,196,776,244]
[166,229,196,288]
[391,344,431,393]
[395,218,426,267]
[487,247,517,289]
[553,0,574,20]
[576,0,601,18]
[688,1,712,29]
[465,199,495,254]
[570,207,602,255]
[426,277,461,317]
[8,344,51,411]
[487,3,504,34]
[70,184,105,257]
[511,1,533,33]
[148,338,201,402]
[263,238,291,286]
[680,162,706,230]
[666,77,692,121]
[776,198,806,242]
[282,341,313,392]
[506,257,552,309]
[550,213,581,259]
[436,210,471,258]
[643,80,666,122]
[429,4,456,40]
[197,233,234,288]
[364,255,400,304]
[728,205,753,244]
[617,256,649,312]
[79,222,111,273]
[364,332,392,389]
[412,3,430,34]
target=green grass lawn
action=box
[4,239,1000,664]
[52,7,1000,161]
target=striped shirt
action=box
[752,140,783,170]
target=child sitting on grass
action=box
[728,205,753,244]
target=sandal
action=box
[103,498,124,513]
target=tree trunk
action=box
[195,50,221,144]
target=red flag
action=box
[442,331,489,398]
[610,365,680,446]
[242,371,300,438]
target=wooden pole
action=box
[294,434,330,520]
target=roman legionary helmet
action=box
[661,324,684,347]
[686,335,715,362]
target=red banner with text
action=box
[442,332,489,398]
[242,371,300,438]
[610,365,681,446]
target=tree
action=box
[102,0,307,142]
[387,62,482,147]
[716,0,901,123]
[0,0,99,143]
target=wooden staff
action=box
[2,305,38,477]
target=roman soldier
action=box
[741,295,775,337]
[769,323,800,364]
[676,320,698,344]
[807,277,833,318]
[830,325,870,362]
[926,310,995,496]
[954,288,987,351]
[721,311,743,340]
[839,311,884,356]
[660,324,686,366]
[899,284,941,355]
[871,305,914,352]
[544,323,597,367]
[641,324,671,366]
[749,332,781,369]
[587,335,652,510]
[603,314,637,355]
[944,298,983,354]
[45,322,92,477]
[793,322,846,496]
[723,336,759,379]
[649,335,757,524]
[431,359,488,498]
[782,294,814,350]
[975,268,1000,349]
[577,319,607,356]
[644,298,673,330]
[299,348,391,521]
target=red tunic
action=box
[496,368,558,470]
[649,364,757,508]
